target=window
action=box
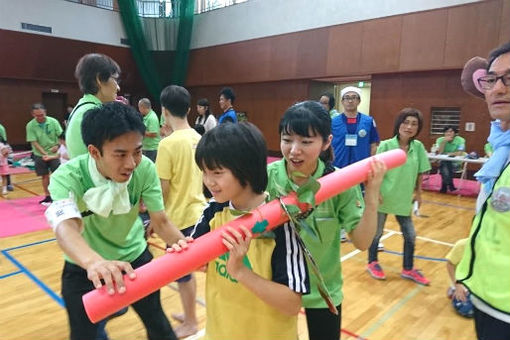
[430,107,461,135]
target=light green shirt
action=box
[160,113,165,127]
[26,116,63,157]
[484,142,493,157]
[66,94,102,159]
[329,109,340,119]
[378,136,431,216]
[142,110,161,151]
[0,123,6,142]
[436,135,466,154]
[266,159,364,308]
[49,154,164,262]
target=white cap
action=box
[340,86,362,99]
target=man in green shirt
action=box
[138,98,160,162]
[25,103,63,204]
[435,125,466,193]
[45,102,185,340]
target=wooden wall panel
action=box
[371,70,491,156]
[189,80,309,151]
[444,1,502,67]
[269,34,299,80]
[399,10,447,71]
[499,0,510,44]
[326,23,364,76]
[361,16,402,73]
[295,28,329,78]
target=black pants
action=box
[305,304,342,340]
[61,248,177,340]
[474,307,510,340]
[439,161,455,190]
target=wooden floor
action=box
[0,171,477,340]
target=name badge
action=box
[345,134,357,146]
[491,187,510,212]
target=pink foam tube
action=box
[83,149,406,322]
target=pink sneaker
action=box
[367,261,386,280]
[401,269,430,285]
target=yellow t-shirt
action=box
[155,128,205,229]
[446,238,468,265]
[193,200,308,340]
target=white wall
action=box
[0,0,482,49]
[191,0,482,48]
[0,0,127,47]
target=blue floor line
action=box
[0,270,23,279]
[382,249,448,262]
[2,238,56,252]
[1,249,65,307]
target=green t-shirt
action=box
[66,94,102,159]
[0,123,6,142]
[26,116,63,157]
[484,142,493,157]
[266,159,364,308]
[436,135,466,154]
[142,110,161,151]
[329,109,340,119]
[48,154,164,262]
[378,137,431,216]
[160,113,165,127]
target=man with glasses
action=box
[331,86,380,169]
[26,103,63,205]
[456,42,510,340]
[331,86,380,242]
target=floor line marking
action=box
[2,238,56,252]
[1,249,65,307]
[382,249,448,262]
[361,285,423,338]
[341,231,397,262]
[0,270,23,279]
[384,229,454,247]
[422,199,475,211]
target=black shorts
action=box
[34,155,60,176]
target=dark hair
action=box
[393,108,423,140]
[160,85,190,118]
[197,98,213,121]
[279,101,333,163]
[487,41,510,70]
[59,132,66,140]
[75,53,121,95]
[219,87,235,104]
[31,103,45,111]
[195,122,267,194]
[82,102,145,153]
[320,92,335,111]
[443,125,458,133]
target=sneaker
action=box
[2,187,7,196]
[367,261,386,280]
[377,242,384,251]
[39,196,52,206]
[401,268,430,285]
[7,184,13,191]
[340,230,348,242]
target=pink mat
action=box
[0,196,50,237]
[422,173,480,197]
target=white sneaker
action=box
[378,242,384,251]
[340,230,348,242]
[2,187,7,196]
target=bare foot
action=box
[174,323,198,339]
[171,313,185,323]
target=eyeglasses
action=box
[342,96,359,101]
[477,72,510,90]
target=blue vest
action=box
[331,113,375,168]
[218,108,237,124]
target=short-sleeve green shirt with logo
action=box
[49,154,164,262]
[377,136,431,216]
[26,116,63,157]
[436,135,466,154]
[66,94,102,159]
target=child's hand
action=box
[221,225,252,280]
[454,283,468,302]
[166,237,193,253]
